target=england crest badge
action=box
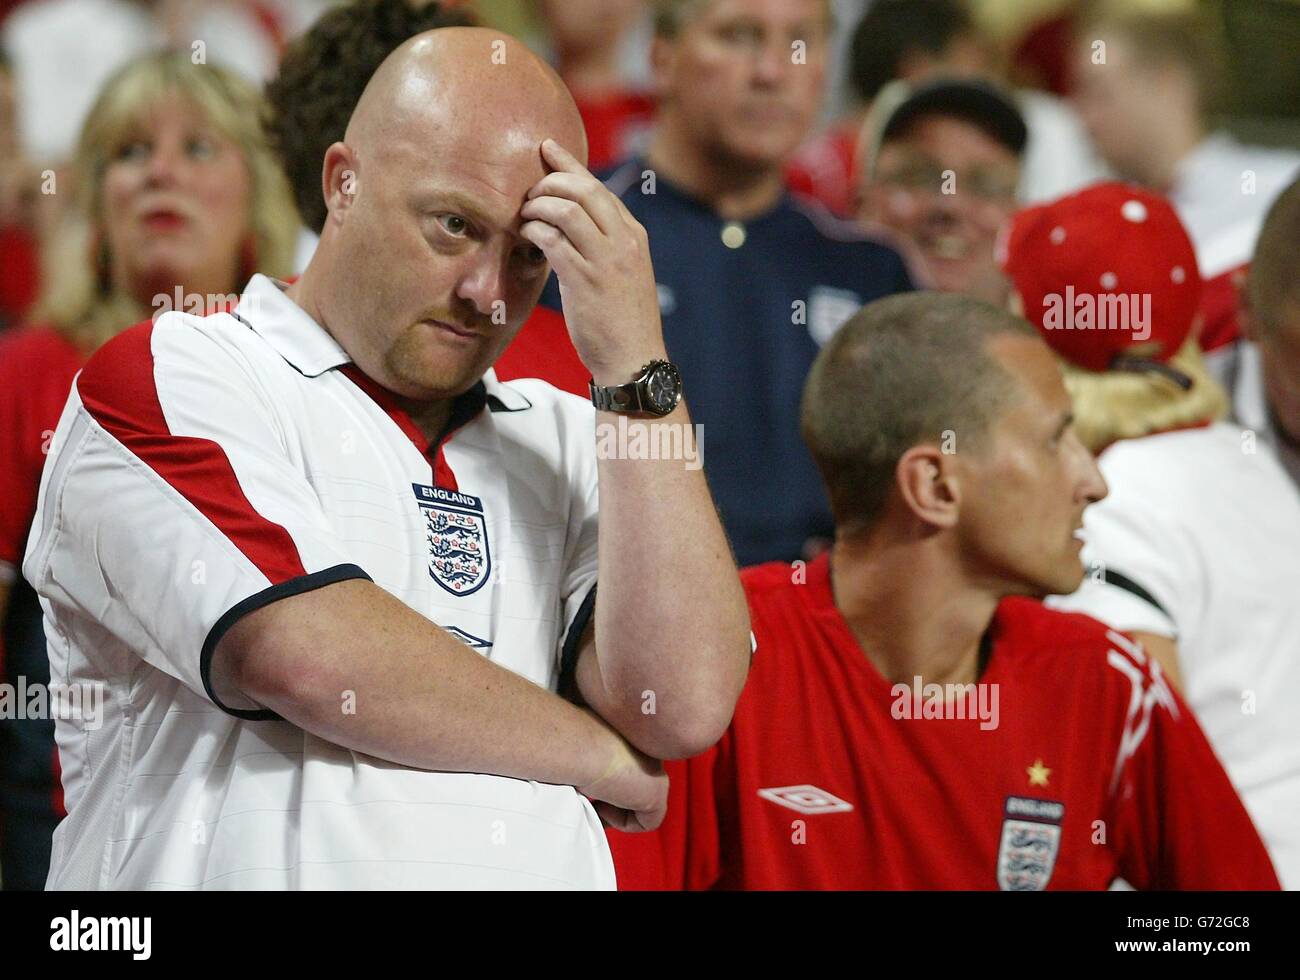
[996,796,1065,891]
[412,483,491,596]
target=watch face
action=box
[646,363,682,414]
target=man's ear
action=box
[895,444,960,530]
[321,142,358,226]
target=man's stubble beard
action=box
[384,322,517,401]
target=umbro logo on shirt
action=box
[757,784,854,815]
[443,626,493,650]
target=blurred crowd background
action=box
[1,0,1298,335]
[1,0,1299,891]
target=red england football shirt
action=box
[608,553,1279,890]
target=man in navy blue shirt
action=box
[543,0,916,565]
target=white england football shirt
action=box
[24,274,611,890]
[1050,423,1300,888]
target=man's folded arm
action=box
[572,408,752,761]
[213,577,621,788]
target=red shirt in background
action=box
[573,90,656,174]
[784,122,860,219]
[1198,262,1247,356]
[0,224,40,330]
[494,304,588,397]
[0,324,82,820]
[609,553,1280,890]
[0,325,84,597]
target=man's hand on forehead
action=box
[520,140,667,385]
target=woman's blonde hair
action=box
[35,51,299,350]
[1061,338,1229,453]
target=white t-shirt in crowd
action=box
[1051,422,1300,888]
[3,0,280,163]
[1171,132,1300,282]
[1016,89,1112,204]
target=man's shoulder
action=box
[739,562,830,656]
[80,309,247,376]
[781,195,893,249]
[1099,423,1273,499]
[1213,134,1300,181]
[481,373,597,473]
[76,310,268,423]
[997,595,1117,652]
[995,596,1170,699]
[487,372,590,421]
[777,198,918,290]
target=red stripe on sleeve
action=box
[76,321,308,584]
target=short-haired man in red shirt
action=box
[609,291,1280,890]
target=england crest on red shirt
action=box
[997,796,1065,891]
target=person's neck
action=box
[286,257,454,442]
[828,527,1001,688]
[646,116,787,221]
[1139,116,1207,192]
[130,262,241,315]
[284,261,324,330]
[558,44,626,101]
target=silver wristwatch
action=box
[589,360,683,417]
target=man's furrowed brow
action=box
[413,185,506,229]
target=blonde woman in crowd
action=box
[0,50,297,890]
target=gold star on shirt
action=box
[1027,759,1052,787]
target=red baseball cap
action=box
[998,182,1202,373]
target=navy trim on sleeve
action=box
[200,562,373,720]
[1101,568,1171,620]
[558,584,597,700]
